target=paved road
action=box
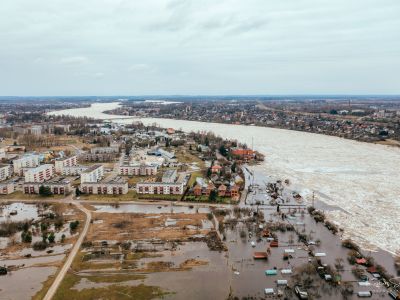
[42,199,92,300]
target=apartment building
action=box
[0,164,12,181]
[136,182,184,195]
[0,180,15,195]
[55,155,77,173]
[24,164,55,183]
[79,153,117,162]
[61,165,88,176]
[81,164,104,183]
[118,163,158,176]
[23,177,72,195]
[81,176,128,195]
[13,154,40,175]
[90,146,119,154]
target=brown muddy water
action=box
[0,203,78,299]
[81,203,395,299]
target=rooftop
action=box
[82,164,103,174]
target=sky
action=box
[1,0,400,96]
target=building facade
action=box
[80,176,128,195]
[61,165,88,176]
[55,155,77,173]
[81,164,104,183]
[0,164,12,181]
[13,154,40,175]
[0,181,15,194]
[118,163,158,176]
[136,182,184,195]
[23,177,72,195]
[24,164,55,183]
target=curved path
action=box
[43,199,92,300]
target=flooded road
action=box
[49,102,400,254]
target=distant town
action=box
[106,96,400,146]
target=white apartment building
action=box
[13,154,40,175]
[61,165,88,176]
[55,155,77,173]
[90,146,119,154]
[81,164,104,183]
[81,176,128,195]
[0,147,6,159]
[30,125,42,135]
[136,182,184,195]
[0,181,15,195]
[118,163,158,176]
[0,164,12,181]
[24,164,55,183]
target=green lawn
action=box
[0,191,66,201]
[78,190,138,202]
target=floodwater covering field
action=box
[49,103,400,255]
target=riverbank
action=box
[47,102,400,256]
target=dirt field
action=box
[87,212,210,242]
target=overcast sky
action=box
[1,0,400,96]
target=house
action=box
[24,164,55,183]
[211,165,222,174]
[24,177,72,195]
[231,148,255,161]
[193,184,202,196]
[205,182,215,196]
[166,128,175,135]
[218,184,227,197]
[80,176,128,195]
[230,185,240,200]
[81,164,104,183]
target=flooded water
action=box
[0,203,40,222]
[48,103,400,254]
[92,203,210,214]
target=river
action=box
[49,102,400,255]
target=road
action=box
[42,198,92,300]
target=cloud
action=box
[129,64,156,73]
[60,56,89,65]
[0,0,399,95]
[93,72,105,78]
